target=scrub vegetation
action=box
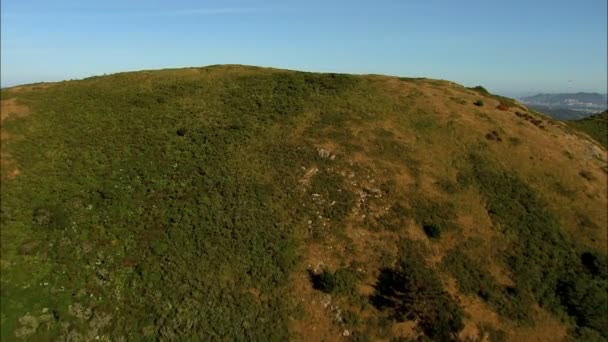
[1,65,606,341]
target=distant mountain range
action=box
[520,92,607,120]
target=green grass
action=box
[371,240,464,341]
[456,152,608,337]
[443,247,532,322]
[0,67,361,340]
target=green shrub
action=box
[580,252,605,276]
[409,199,457,238]
[508,137,521,146]
[372,242,464,340]
[457,152,608,338]
[474,100,484,107]
[310,267,360,297]
[423,224,441,239]
[478,324,507,342]
[443,248,531,321]
[342,310,362,327]
[557,276,608,337]
[470,86,490,94]
[579,170,596,181]
[32,206,68,229]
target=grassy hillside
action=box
[1,65,606,341]
[568,111,608,148]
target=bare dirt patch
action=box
[1,98,30,180]
[7,83,56,93]
[1,98,30,122]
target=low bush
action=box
[508,137,521,146]
[474,100,484,107]
[310,267,361,297]
[32,206,68,229]
[485,130,502,142]
[579,170,596,181]
[423,224,441,239]
[372,241,464,340]
[409,199,457,239]
[457,152,608,338]
[443,248,531,321]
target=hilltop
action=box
[1,65,606,341]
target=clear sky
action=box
[1,0,606,96]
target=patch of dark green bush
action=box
[474,100,484,107]
[408,199,457,237]
[442,248,531,321]
[579,170,596,181]
[436,178,460,194]
[478,324,507,342]
[507,137,521,146]
[371,241,464,341]
[310,267,361,297]
[342,310,362,327]
[485,130,502,142]
[32,206,68,229]
[457,152,608,338]
[422,224,441,239]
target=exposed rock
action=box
[68,303,93,320]
[89,312,112,333]
[299,167,319,187]
[317,148,331,159]
[15,315,39,338]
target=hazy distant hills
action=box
[520,92,607,120]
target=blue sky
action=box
[1,0,606,96]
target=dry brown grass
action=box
[289,76,606,340]
[1,98,30,180]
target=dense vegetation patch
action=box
[0,68,361,340]
[409,199,457,239]
[309,267,361,297]
[458,153,608,338]
[443,248,531,321]
[371,241,464,341]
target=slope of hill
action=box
[1,65,607,341]
[567,111,608,148]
